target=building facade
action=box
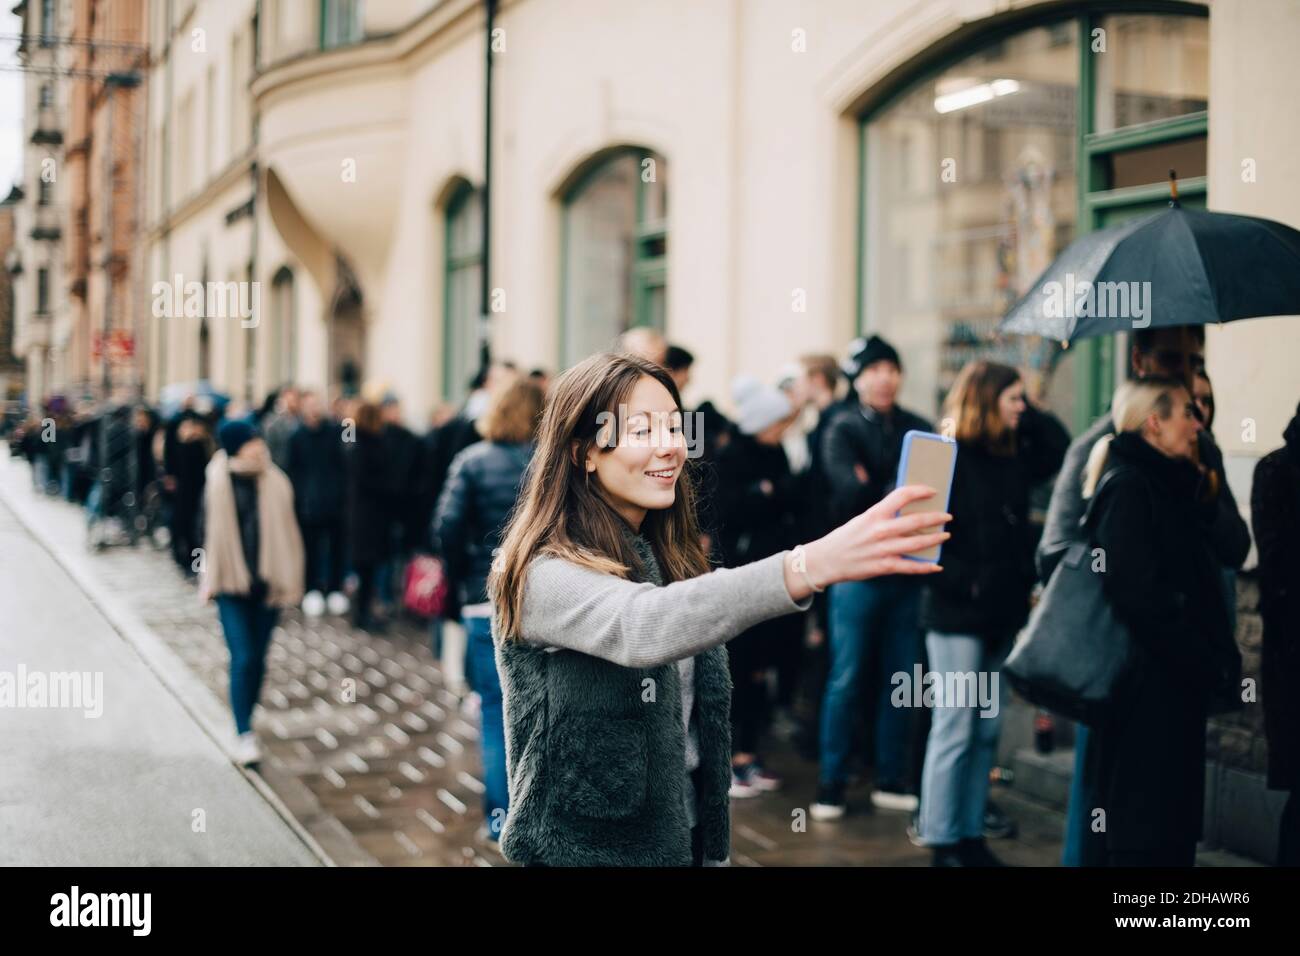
[143,0,267,406]
[11,0,72,406]
[10,0,147,406]
[0,187,23,402]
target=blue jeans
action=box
[464,615,508,838]
[819,576,922,788]
[918,632,1009,845]
[216,595,279,735]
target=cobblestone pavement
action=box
[4,454,1070,866]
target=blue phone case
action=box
[893,430,957,563]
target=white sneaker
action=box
[326,591,350,616]
[871,788,920,812]
[728,771,761,799]
[302,590,326,617]
[233,731,262,766]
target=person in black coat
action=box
[381,396,426,561]
[1253,400,1300,866]
[287,391,348,613]
[1082,376,1232,867]
[917,361,1068,866]
[169,412,213,576]
[433,379,543,843]
[347,402,392,631]
[713,376,801,795]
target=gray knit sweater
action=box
[519,549,812,667]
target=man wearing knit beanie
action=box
[813,332,933,823]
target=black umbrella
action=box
[1000,179,1300,342]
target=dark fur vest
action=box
[494,528,732,866]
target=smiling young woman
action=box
[488,350,950,867]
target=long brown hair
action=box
[944,360,1021,455]
[489,351,710,642]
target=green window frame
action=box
[559,146,667,369]
[857,2,1209,433]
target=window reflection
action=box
[864,22,1079,424]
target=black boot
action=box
[931,843,967,866]
[959,837,1008,867]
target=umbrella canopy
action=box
[1000,204,1300,341]
[158,380,231,419]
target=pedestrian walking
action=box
[916,361,1068,867]
[1081,377,1230,866]
[813,335,932,820]
[488,351,950,867]
[1253,399,1300,866]
[433,378,544,845]
[198,419,305,765]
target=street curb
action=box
[0,453,379,868]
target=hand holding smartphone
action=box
[893,430,957,562]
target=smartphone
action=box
[893,430,957,562]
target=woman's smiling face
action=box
[585,375,686,531]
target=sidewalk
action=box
[0,466,321,866]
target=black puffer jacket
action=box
[820,401,932,527]
[1087,430,1233,853]
[1254,408,1300,790]
[432,440,533,606]
[921,405,1069,640]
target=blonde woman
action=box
[1080,376,1230,866]
[488,351,951,867]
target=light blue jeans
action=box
[918,631,1009,846]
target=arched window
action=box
[560,147,667,368]
[270,266,296,387]
[860,7,1207,431]
[443,183,482,405]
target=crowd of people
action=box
[6,321,1298,868]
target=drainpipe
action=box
[250,1,261,401]
[158,0,174,395]
[479,0,496,375]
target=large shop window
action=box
[861,9,1208,429]
[443,184,483,404]
[561,148,667,368]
